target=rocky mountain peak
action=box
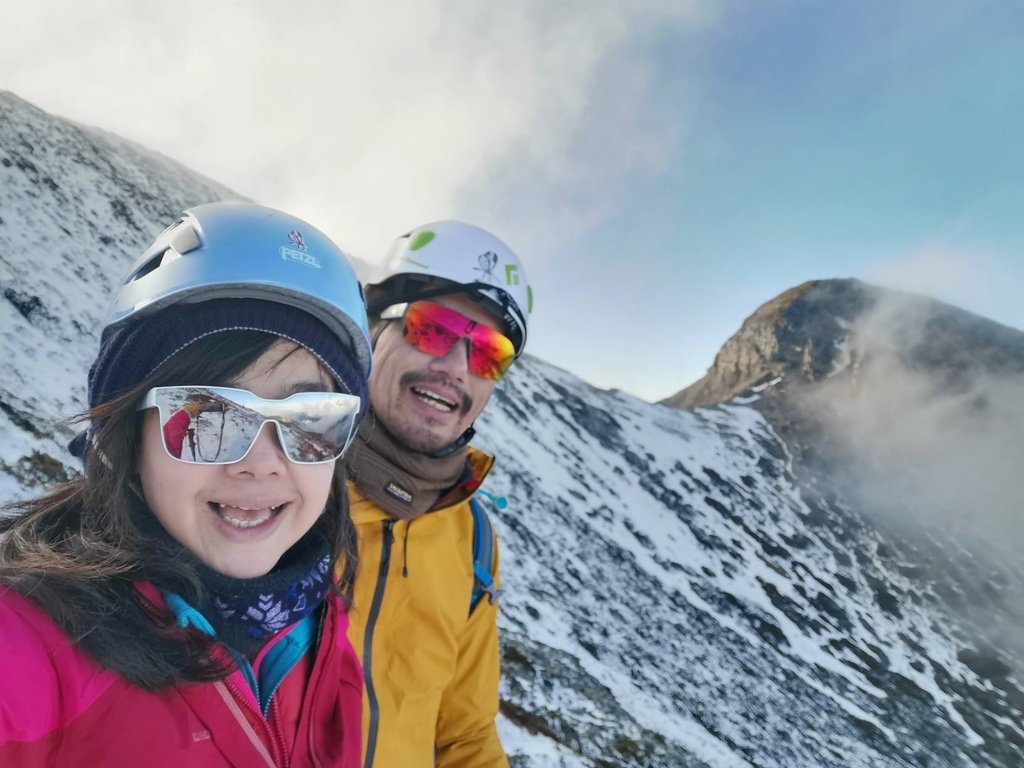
[663,277,1024,411]
[661,279,868,409]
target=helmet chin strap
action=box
[366,406,476,459]
[427,425,476,458]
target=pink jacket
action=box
[162,408,193,459]
[0,585,362,767]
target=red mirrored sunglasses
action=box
[398,301,515,381]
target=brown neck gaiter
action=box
[345,414,467,520]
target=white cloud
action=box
[805,289,1024,550]
[865,242,985,302]
[3,0,703,265]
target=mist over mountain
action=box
[4,93,1024,767]
[662,280,1024,631]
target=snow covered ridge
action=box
[478,357,1024,767]
[0,92,238,500]
[4,93,1024,767]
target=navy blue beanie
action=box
[85,297,368,425]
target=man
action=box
[345,221,531,767]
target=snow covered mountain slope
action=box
[4,94,1023,767]
[0,91,238,500]
[479,354,1024,767]
[664,279,1024,677]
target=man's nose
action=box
[428,337,471,381]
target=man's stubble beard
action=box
[385,371,475,455]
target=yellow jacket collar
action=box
[349,447,495,524]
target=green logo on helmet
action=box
[505,264,519,286]
[409,231,436,251]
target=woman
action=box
[0,203,372,767]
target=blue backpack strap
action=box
[469,496,502,614]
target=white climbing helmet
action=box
[367,221,532,356]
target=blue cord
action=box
[164,591,217,637]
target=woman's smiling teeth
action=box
[210,502,282,529]
[412,386,457,412]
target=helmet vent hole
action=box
[128,251,168,282]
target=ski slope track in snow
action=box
[4,92,1024,767]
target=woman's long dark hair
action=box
[0,331,359,690]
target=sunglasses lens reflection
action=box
[142,386,360,465]
[403,302,514,381]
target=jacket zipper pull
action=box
[401,521,413,578]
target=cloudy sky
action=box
[5,0,1023,401]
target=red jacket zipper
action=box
[224,672,287,765]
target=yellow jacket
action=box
[346,449,508,768]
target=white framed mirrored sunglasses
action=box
[137,386,361,465]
